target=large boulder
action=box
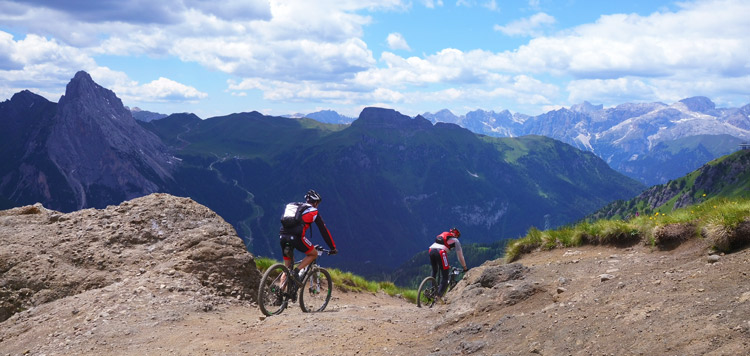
[0,193,260,322]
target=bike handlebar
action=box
[314,245,334,255]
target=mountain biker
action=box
[279,190,338,283]
[428,227,468,303]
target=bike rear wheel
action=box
[417,276,437,308]
[258,263,291,316]
[299,267,332,313]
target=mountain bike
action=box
[257,245,333,316]
[416,266,463,308]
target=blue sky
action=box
[0,0,749,118]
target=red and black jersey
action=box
[435,231,457,249]
[297,206,336,250]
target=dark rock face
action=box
[47,71,175,210]
[1,71,176,211]
[0,91,64,208]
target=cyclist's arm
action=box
[313,214,336,250]
[452,238,468,270]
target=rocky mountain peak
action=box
[352,107,433,130]
[44,71,176,210]
[571,101,603,114]
[678,96,716,114]
[424,109,461,124]
[302,109,354,124]
[1,90,53,126]
[66,71,100,97]
[8,90,47,106]
[59,71,130,118]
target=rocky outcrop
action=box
[441,262,541,324]
[0,193,260,323]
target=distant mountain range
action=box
[421,97,750,186]
[0,71,644,277]
[135,97,750,187]
[129,107,167,122]
[283,109,355,124]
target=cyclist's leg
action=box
[429,249,440,279]
[279,236,295,288]
[292,233,317,272]
[436,249,450,297]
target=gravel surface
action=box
[1,194,748,355]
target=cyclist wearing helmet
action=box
[279,190,337,276]
[428,227,468,302]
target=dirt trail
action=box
[221,292,434,356]
[33,291,436,356]
[2,195,749,355]
[3,241,750,356]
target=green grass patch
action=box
[505,197,750,261]
[254,257,278,272]
[252,257,418,302]
[328,269,379,293]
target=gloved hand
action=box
[463,267,470,273]
[329,248,338,255]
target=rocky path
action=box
[2,195,749,355]
[4,241,750,356]
[0,290,436,356]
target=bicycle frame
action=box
[293,246,329,280]
[258,245,333,316]
[417,266,464,308]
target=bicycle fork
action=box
[307,270,321,295]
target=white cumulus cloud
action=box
[387,33,411,51]
[494,12,556,37]
[1,0,750,115]
[138,77,208,102]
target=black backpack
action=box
[280,202,311,232]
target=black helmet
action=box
[449,227,461,238]
[305,189,322,203]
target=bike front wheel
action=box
[417,276,437,308]
[258,263,291,316]
[299,267,332,313]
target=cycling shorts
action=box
[429,248,449,270]
[279,234,314,261]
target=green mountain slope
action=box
[145,107,645,276]
[590,148,750,220]
[616,134,744,185]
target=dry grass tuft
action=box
[705,218,750,252]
